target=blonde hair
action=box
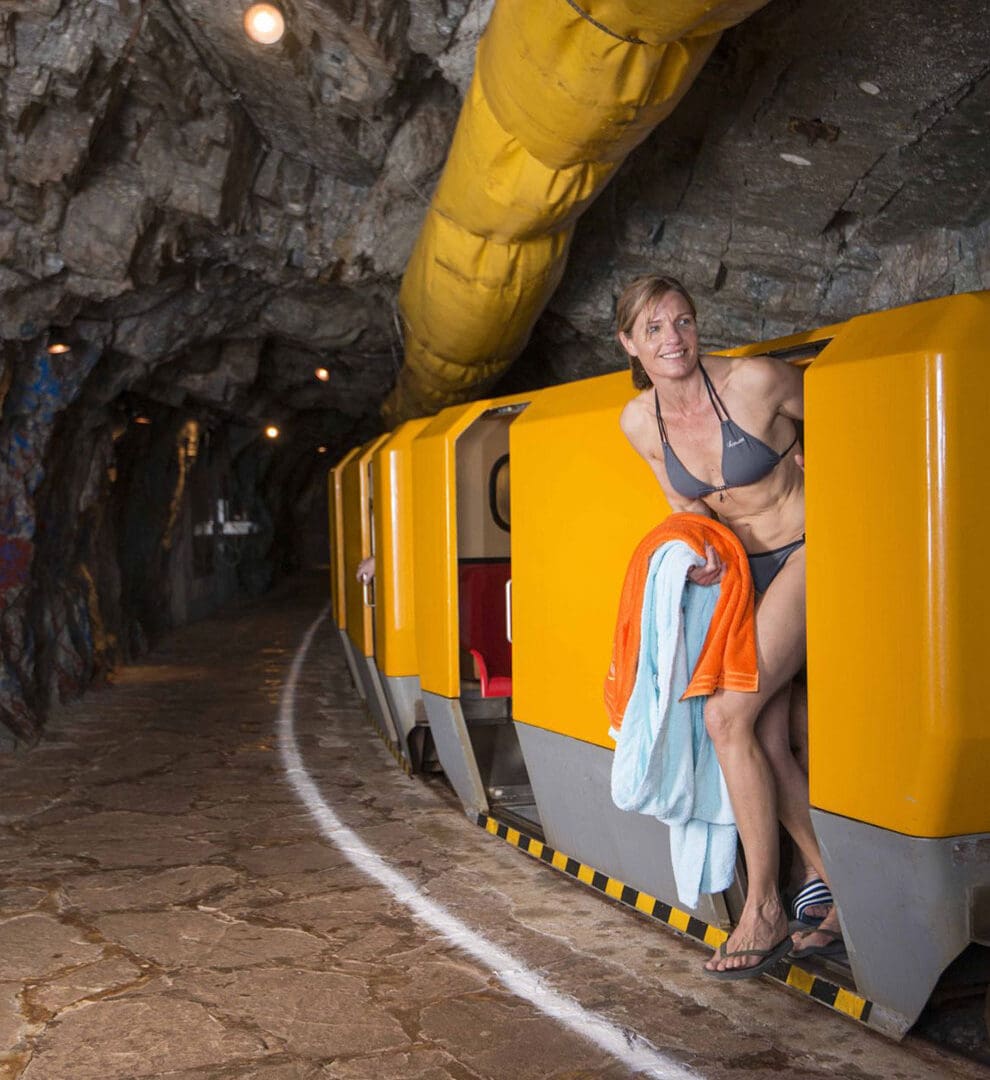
[615,274,697,390]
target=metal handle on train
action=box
[505,578,512,643]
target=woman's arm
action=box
[737,356,804,421]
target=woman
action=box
[617,274,841,978]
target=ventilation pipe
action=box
[384,0,770,425]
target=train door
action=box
[342,434,399,743]
[329,446,365,696]
[410,395,540,826]
[372,418,432,770]
[363,447,402,747]
[454,404,539,831]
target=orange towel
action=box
[604,513,758,733]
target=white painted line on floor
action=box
[278,607,698,1080]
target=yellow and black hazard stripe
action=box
[363,708,412,775]
[475,811,873,1025]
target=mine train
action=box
[327,291,990,1040]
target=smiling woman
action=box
[614,273,833,979]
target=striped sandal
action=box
[791,877,833,927]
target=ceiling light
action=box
[243,4,285,45]
[317,446,328,454]
[47,341,71,355]
[134,416,152,426]
[314,367,330,382]
[265,425,280,439]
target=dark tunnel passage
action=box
[2,0,989,744]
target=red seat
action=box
[469,648,512,698]
[458,561,512,698]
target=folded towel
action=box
[610,541,738,907]
[604,513,757,734]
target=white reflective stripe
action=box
[278,607,697,1080]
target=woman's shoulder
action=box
[619,388,655,442]
[620,386,653,417]
[708,353,800,398]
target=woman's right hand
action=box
[687,543,725,586]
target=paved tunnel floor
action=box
[0,575,985,1080]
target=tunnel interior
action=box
[2,0,989,742]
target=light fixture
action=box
[317,445,328,454]
[314,367,330,382]
[47,340,71,355]
[134,416,152,426]
[243,3,285,45]
[265,425,280,439]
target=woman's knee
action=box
[704,697,758,748]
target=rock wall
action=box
[522,0,990,384]
[0,0,987,739]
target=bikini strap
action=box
[656,365,723,439]
[653,389,669,445]
[698,361,731,422]
[702,360,801,460]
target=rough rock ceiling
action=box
[2,0,485,450]
[3,0,988,442]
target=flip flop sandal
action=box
[791,877,833,927]
[704,936,792,981]
[787,927,847,961]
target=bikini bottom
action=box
[747,536,806,595]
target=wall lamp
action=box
[265,425,280,439]
[243,4,285,45]
[46,336,72,355]
[314,367,330,382]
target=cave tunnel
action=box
[3,0,988,743]
[1,1,989,1074]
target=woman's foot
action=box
[705,899,789,977]
[790,874,833,926]
[789,904,844,958]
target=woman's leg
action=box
[764,681,833,924]
[704,546,808,973]
[756,681,826,887]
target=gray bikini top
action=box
[654,362,798,500]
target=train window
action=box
[489,453,510,532]
[766,338,831,366]
[455,405,527,561]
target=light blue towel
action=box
[610,540,737,909]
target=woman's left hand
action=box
[687,543,725,586]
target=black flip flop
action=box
[788,927,847,961]
[704,935,792,980]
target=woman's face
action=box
[619,291,699,384]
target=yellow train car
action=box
[802,292,990,1034]
[335,290,990,1041]
[328,445,364,696]
[370,418,431,766]
[339,433,398,744]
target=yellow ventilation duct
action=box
[384,0,770,424]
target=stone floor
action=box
[0,575,986,1080]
